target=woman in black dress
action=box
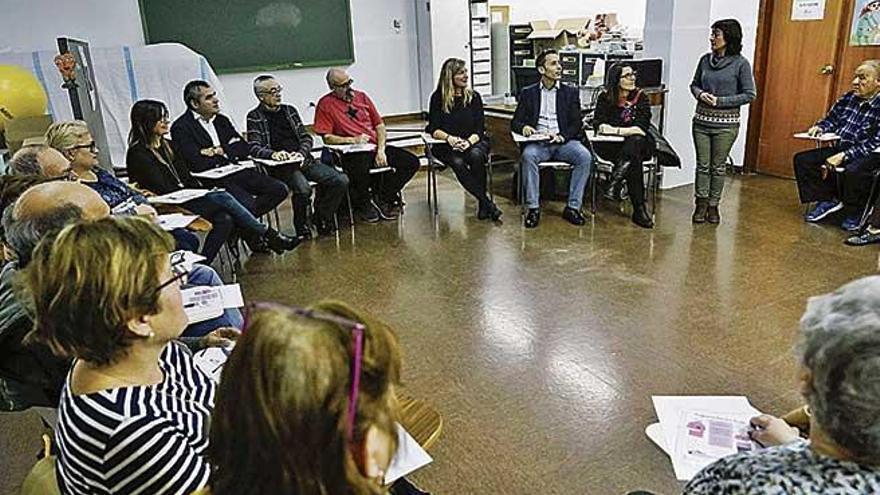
[427,57,501,221]
[593,63,655,229]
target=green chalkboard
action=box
[138,0,354,74]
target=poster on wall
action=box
[851,0,880,45]
[791,0,826,21]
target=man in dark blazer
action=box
[511,49,593,228]
[171,80,288,219]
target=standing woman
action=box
[690,18,756,224]
[593,63,655,229]
[427,57,502,222]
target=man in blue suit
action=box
[511,49,593,228]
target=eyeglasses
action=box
[622,71,637,79]
[710,31,724,39]
[155,255,190,293]
[243,301,365,439]
[67,141,98,153]
[333,79,354,89]
[259,86,283,96]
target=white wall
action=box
[0,0,422,125]
[499,0,647,32]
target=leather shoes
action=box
[524,208,540,228]
[632,204,654,229]
[264,228,300,254]
[315,216,336,236]
[562,207,586,226]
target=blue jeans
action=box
[182,264,244,337]
[184,191,268,262]
[521,140,593,209]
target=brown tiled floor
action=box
[2,171,877,494]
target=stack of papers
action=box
[191,162,255,179]
[650,396,761,481]
[325,143,376,154]
[252,155,303,167]
[182,283,244,324]
[793,132,841,142]
[148,189,211,205]
[511,132,552,143]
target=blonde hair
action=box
[26,216,175,365]
[436,58,473,113]
[45,120,90,152]
[208,300,402,495]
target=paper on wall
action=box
[791,0,826,21]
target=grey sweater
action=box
[690,52,757,127]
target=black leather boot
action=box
[631,203,654,229]
[604,160,632,201]
[264,228,300,254]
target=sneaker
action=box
[841,215,862,231]
[354,204,381,223]
[805,200,843,222]
[845,229,880,246]
[524,208,540,228]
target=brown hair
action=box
[25,216,174,365]
[208,300,403,495]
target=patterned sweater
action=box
[690,52,757,128]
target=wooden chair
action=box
[397,394,443,451]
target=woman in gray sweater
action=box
[690,18,756,224]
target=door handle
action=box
[819,64,834,75]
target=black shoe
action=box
[296,226,313,241]
[631,204,654,229]
[489,203,503,223]
[375,200,400,220]
[264,228,300,254]
[243,234,270,254]
[706,205,720,224]
[354,204,381,223]
[524,208,540,228]
[477,200,491,220]
[845,230,880,246]
[315,216,336,236]
[562,206,586,226]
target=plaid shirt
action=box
[246,103,314,162]
[816,91,880,162]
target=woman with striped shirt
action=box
[26,217,215,495]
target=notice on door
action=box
[791,0,826,21]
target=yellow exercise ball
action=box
[0,64,49,132]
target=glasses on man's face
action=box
[156,255,190,293]
[244,301,365,439]
[622,71,637,80]
[260,86,283,96]
[710,30,724,39]
[68,141,98,153]
[334,79,354,89]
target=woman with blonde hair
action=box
[427,57,501,222]
[27,216,216,494]
[206,300,403,494]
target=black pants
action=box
[267,160,350,233]
[432,141,491,205]
[221,169,288,218]
[594,135,651,206]
[793,146,880,207]
[339,145,419,208]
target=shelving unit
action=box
[469,0,492,96]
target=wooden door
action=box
[754,0,846,178]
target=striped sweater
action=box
[690,52,757,127]
[55,342,215,495]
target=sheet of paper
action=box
[791,0,826,21]
[326,143,377,154]
[651,396,761,481]
[384,424,434,484]
[219,283,244,308]
[157,213,198,231]
[171,250,206,271]
[182,286,225,324]
[672,410,758,480]
[192,345,233,382]
[252,156,303,167]
[793,132,840,141]
[147,189,211,205]
[511,132,552,143]
[191,162,255,179]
